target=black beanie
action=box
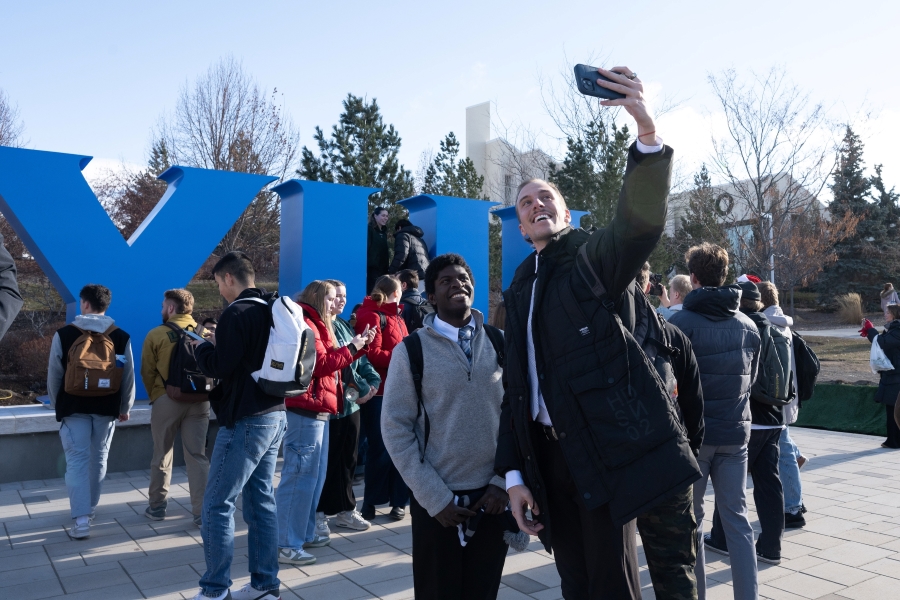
[737,281,761,301]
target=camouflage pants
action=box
[636,485,698,600]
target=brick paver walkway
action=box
[1,426,899,599]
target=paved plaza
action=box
[1,426,899,599]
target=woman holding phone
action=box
[354,274,410,521]
[275,280,375,567]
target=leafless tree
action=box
[708,67,837,283]
[157,56,300,272]
[0,89,26,148]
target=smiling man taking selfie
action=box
[494,66,701,599]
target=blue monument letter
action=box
[275,179,377,301]
[0,147,275,399]
[400,194,499,316]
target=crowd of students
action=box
[46,65,900,600]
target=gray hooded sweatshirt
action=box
[47,314,136,416]
[381,310,506,517]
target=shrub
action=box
[836,293,864,324]
[16,335,53,385]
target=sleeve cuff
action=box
[505,470,525,491]
[636,136,664,154]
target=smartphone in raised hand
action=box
[574,64,626,100]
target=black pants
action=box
[885,404,900,448]
[359,397,409,508]
[317,411,360,515]
[710,428,784,557]
[533,424,641,600]
[410,493,508,599]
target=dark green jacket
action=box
[334,317,381,417]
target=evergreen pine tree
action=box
[298,94,415,219]
[547,118,630,229]
[817,127,896,305]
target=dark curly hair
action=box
[685,243,729,287]
[424,253,475,296]
[80,284,112,313]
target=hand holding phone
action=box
[574,64,626,100]
[184,330,206,342]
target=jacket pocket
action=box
[568,367,678,470]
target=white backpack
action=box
[236,294,316,397]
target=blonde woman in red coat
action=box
[354,275,410,521]
[275,281,374,566]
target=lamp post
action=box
[762,212,775,284]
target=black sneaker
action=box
[757,550,781,565]
[360,503,375,521]
[784,511,806,528]
[144,504,166,521]
[389,506,406,521]
[703,533,729,556]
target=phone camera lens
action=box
[582,78,593,89]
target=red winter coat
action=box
[285,303,362,414]
[354,296,408,395]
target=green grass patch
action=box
[186,281,278,311]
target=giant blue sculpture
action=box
[0,147,275,399]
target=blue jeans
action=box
[276,411,329,550]
[59,414,116,519]
[693,444,758,600]
[779,426,803,514]
[199,411,287,597]
[360,396,409,508]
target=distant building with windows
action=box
[465,101,553,205]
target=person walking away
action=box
[860,303,900,449]
[388,218,430,287]
[355,275,411,521]
[635,265,706,600]
[142,289,210,526]
[47,284,135,540]
[496,65,701,600]
[383,253,510,599]
[669,245,761,600]
[315,280,381,539]
[276,280,374,565]
[398,269,432,333]
[658,274,692,320]
[191,252,287,600]
[759,281,808,528]
[368,207,390,293]
[881,283,900,313]
[706,280,791,567]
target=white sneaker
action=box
[68,522,90,539]
[190,590,231,600]
[278,547,316,565]
[231,582,281,600]
[315,511,331,537]
[335,509,371,531]
[303,534,331,548]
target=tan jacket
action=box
[141,313,198,402]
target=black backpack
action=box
[403,324,504,462]
[164,322,215,403]
[791,331,820,403]
[402,297,435,333]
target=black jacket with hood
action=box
[867,320,900,406]
[669,286,761,446]
[389,225,430,278]
[195,288,285,428]
[494,144,701,544]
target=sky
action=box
[1,0,898,195]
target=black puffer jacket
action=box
[866,320,900,406]
[495,144,701,542]
[669,286,760,446]
[389,225,430,278]
[367,224,389,288]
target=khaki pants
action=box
[148,393,210,515]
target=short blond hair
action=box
[164,289,194,314]
[515,179,567,223]
[758,282,779,308]
[669,274,692,300]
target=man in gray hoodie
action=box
[47,284,136,540]
[382,253,509,599]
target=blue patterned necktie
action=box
[458,325,475,365]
